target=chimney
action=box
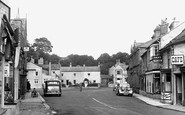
[69,62,72,67]
[160,18,169,35]
[49,62,51,75]
[38,57,44,65]
[169,18,180,30]
[116,59,120,65]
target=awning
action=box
[145,71,160,75]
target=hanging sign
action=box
[0,1,10,21]
[171,55,184,65]
[4,62,10,77]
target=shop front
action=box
[145,71,161,99]
[160,69,172,104]
[180,66,185,106]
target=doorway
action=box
[176,74,182,105]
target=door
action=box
[176,74,182,105]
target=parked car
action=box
[114,82,133,96]
[43,80,62,97]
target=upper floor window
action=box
[117,71,120,74]
[61,73,63,76]
[150,44,159,60]
[88,73,90,76]
[35,71,38,76]
[34,79,39,84]
[74,73,76,76]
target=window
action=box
[61,73,63,76]
[117,78,121,80]
[34,79,39,84]
[88,73,90,76]
[93,80,96,83]
[35,71,38,76]
[74,80,76,84]
[117,71,120,74]
[166,73,171,82]
[74,73,76,76]
[150,44,159,60]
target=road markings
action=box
[92,98,117,110]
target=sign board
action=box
[171,55,184,65]
[161,92,171,100]
[24,47,29,51]
[4,62,10,77]
[0,1,10,21]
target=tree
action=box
[32,37,53,53]
[112,52,130,64]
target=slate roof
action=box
[160,29,185,52]
[61,66,100,72]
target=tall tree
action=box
[32,37,53,53]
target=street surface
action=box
[41,88,185,115]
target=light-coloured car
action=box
[115,86,133,96]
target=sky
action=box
[6,0,185,59]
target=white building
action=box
[60,64,101,86]
[27,62,50,89]
[109,60,128,85]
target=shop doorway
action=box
[176,74,182,105]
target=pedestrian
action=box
[27,80,31,92]
[79,83,82,92]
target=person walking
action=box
[79,83,82,92]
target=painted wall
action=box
[27,62,43,89]
[61,71,100,85]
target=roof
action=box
[51,64,60,70]
[61,66,100,72]
[160,28,185,52]
[101,75,112,79]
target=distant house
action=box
[27,62,50,89]
[60,63,101,87]
[109,60,128,85]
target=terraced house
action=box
[128,18,185,106]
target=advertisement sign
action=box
[161,92,171,100]
[171,55,184,65]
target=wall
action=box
[61,71,100,85]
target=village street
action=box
[41,88,185,115]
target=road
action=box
[41,88,185,115]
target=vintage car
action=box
[114,82,133,96]
[43,80,62,97]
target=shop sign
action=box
[0,1,10,21]
[161,92,171,100]
[171,55,184,65]
[4,62,10,77]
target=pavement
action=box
[133,93,185,113]
[19,92,53,115]
[17,89,185,115]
